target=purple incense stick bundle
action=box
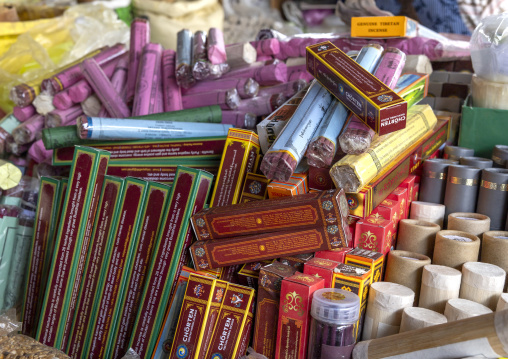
[255,38,280,56]
[192,31,210,80]
[132,43,163,116]
[237,93,286,117]
[42,44,126,95]
[182,89,241,110]
[13,105,35,122]
[221,111,257,129]
[45,105,83,128]
[182,77,259,99]
[82,58,131,118]
[257,79,306,98]
[176,29,195,89]
[207,28,227,64]
[67,57,121,103]
[126,18,150,103]
[221,61,287,86]
[52,90,75,111]
[161,49,183,112]
[12,114,44,145]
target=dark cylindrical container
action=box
[443,165,481,223]
[477,168,508,230]
[492,145,508,168]
[443,146,474,161]
[419,159,458,204]
[459,157,493,169]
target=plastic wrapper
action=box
[176,29,195,89]
[192,31,211,80]
[339,116,376,155]
[182,89,241,110]
[12,114,44,146]
[470,13,508,82]
[239,347,269,359]
[121,348,141,359]
[0,4,129,113]
[0,333,70,358]
[0,308,20,336]
[207,27,227,64]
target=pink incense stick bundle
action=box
[13,105,35,122]
[161,49,183,112]
[221,62,288,86]
[42,44,126,95]
[373,47,406,89]
[67,57,121,103]
[96,55,130,117]
[126,18,150,102]
[256,55,273,62]
[182,77,259,99]
[132,43,163,116]
[182,88,241,110]
[45,105,83,128]
[12,114,44,145]
[28,139,52,164]
[81,58,131,118]
[155,77,164,114]
[255,38,280,56]
[257,79,306,98]
[207,28,227,64]
[221,111,257,129]
[237,93,286,117]
[52,90,75,111]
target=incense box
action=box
[36,146,109,349]
[128,167,214,358]
[306,41,407,135]
[354,214,396,255]
[304,257,341,287]
[345,248,385,284]
[192,189,349,241]
[239,173,270,203]
[314,248,352,263]
[275,272,325,359]
[210,128,260,207]
[267,171,308,198]
[279,253,315,273]
[237,260,275,289]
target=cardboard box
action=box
[400,175,417,207]
[351,16,418,38]
[393,73,429,109]
[279,253,315,273]
[205,284,256,359]
[275,273,325,359]
[388,187,409,220]
[306,41,407,135]
[303,257,340,287]
[267,171,308,198]
[237,260,275,289]
[239,173,270,203]
[413,182,420,202]
[346,118,449,218]
[253,261,297,358]
[308,165,334,191]
[370,198,400,227]
[458,95,508,158]
[36,146,110,350]
[314,247,352,263]
[237,299,256,358]
[210,128,260,207]
[354,214,395,255]
[345,248,384,284]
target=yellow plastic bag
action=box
[133,0,224,50]
[0,3,129,113]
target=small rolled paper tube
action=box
[410,201,446,228]
[221,111,257,129]
[222,62,288,86]
[419,264,462,313]
[52,90,74,111]
[256,79,306,98]
[459,262,506,310]
[396,219,440,258]
[192,31,210,80]
[399,307,447,333]
[419,158,458,204]
[161,49,183,113]
[355,43,385,72]
[12,114,44,145]
[225,42,257,68]
[497,293,508,311]
[237,94,285,116]
[182,89,241,110]
[459,156,493,169]
[45,106,83,128]
[126,18,150,102]
[477,169,508,230]
[362,282,415,340]
[255,38,280,56]
[182,77,259,99]
[176,29,195,89]
[82,58,131,118]
[492,144,508,168]
[0,160,22,190]
[433,230,480,270]
[481,231,508,290]
[443,165,481,222]
[207,28,227,64]
[444,298,492,322]
[13,105,35,122]
[81,95,102,117]
[447,212,491,237]
[443,145,474,161]
[384,250,431,306]
[9,83,37,108]
[5,136,28,156]
[373,47,406,89]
